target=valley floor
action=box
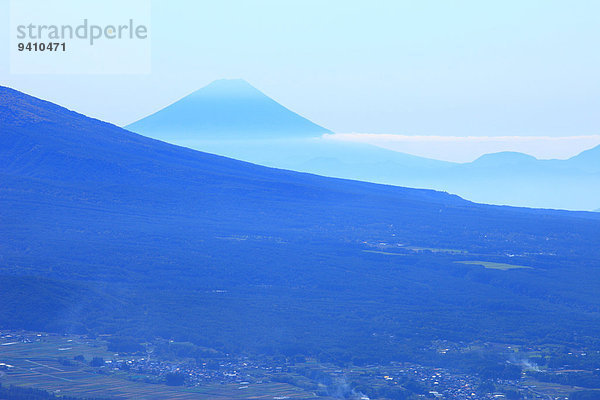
[2,330,598,400]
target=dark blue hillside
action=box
[1,85,459,202]
[1,86,600,360]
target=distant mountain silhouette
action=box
[125,81,600,210]
[174,138,600,210]
[567,144,600,173]
[469,151,538,167]
[2,86,600,360]
[126,79,331,140]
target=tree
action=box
[165,372,186,386]
[90,356,104,367]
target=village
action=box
[2,330,583,400]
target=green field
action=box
[455,261,533,271]
[0,336,321,400]
[362,250,406,256]
[519,379,587,398]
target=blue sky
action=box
[1,0,599,160]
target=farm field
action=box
[361,250,406,256]
[455,261,533,271]
[518,378,595,398]
[0,335,320,400]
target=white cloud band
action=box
[323,133,600,162]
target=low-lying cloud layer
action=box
[324,134,600,163]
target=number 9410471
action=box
[18,42,66,52]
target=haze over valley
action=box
[127,79,600,211]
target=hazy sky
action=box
[1,0,599,158]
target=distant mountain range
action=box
[126,79,600,211]
[126,79,331,140]
[2,85,600,358]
